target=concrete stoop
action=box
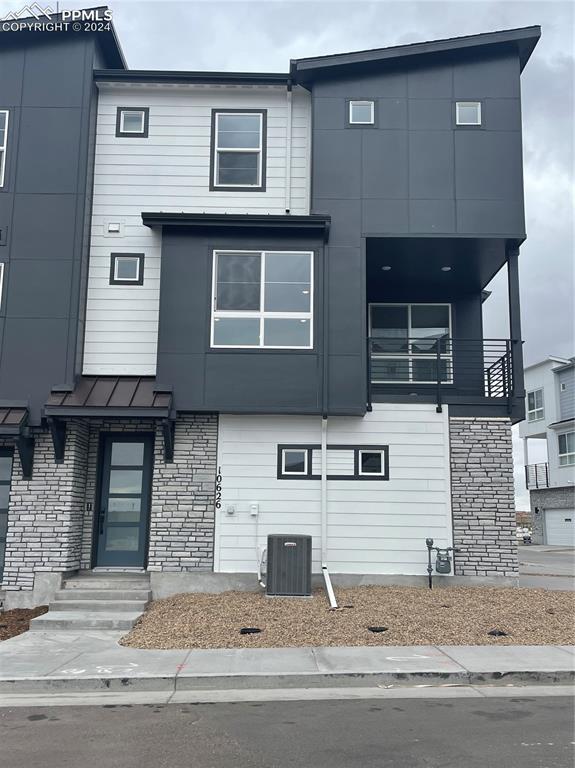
[29,572,151,631]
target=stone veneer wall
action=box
[1,421,89,592]
[449,417,517,577]
[80,415,218,572]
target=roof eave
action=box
[94,70,289,86]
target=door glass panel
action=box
[371,358,410,382]
[108,497,142,523]
[0,511,7,539]
[0,485,9,508]
[109,469,143,495]
[371,306,408,353]
[111,442,145,467]
[412,358,451,382]
[0,455,12,482]
[411,306,449,353]
[105,527,140,551]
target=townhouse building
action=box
[520,356,575,545]
[0,15,540,607]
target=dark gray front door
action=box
[95,434,153,568]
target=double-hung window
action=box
[558,432,575,466]
[369,303,452,383]
[0,111,9,188]
[211,111,266,190]
[211,250,313,349]
[527,389,544,422]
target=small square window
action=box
[456,101,481,126]
[358,450,385,476]
[349,100,374,125]
[116,108,149,138]
[282,449,308,476]
[110,254,144,285]
[560,382,567,392]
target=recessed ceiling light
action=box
[441,266,452,272]
[381,265,392,271]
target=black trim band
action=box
[277,444,389,481]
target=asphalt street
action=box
[1,696,573,768]
[518,545,574,590]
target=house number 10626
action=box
[215,466,222,509]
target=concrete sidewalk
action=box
[0,630,573,695]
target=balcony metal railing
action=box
[367,337,514,411]
[525,462,549,489]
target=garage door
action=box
[545,509,575,546]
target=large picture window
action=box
[369,303,452,383]
[0,111,9,188]
[211,250,313,349]
[211,110,266,190]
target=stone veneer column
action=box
[147,414,218,571]
[1,420,89,592]
[449,417,518,578]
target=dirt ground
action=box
[121,585,575,649]
[0,606,48,641]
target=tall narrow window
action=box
[211,111,266,190]
[527,389,544,422]
[369,304,451,383]
[558,432,575,466]
[211,250,313,348]
[0,111,9,188]
[0,449,13,581]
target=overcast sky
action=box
[2,0,573,507]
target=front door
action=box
[95,434,153,568]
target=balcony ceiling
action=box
[366,237,508,299]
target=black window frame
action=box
[115,107,150,138]
[109,253,145,286]
[210,108,267,192]
[277,444,389,481]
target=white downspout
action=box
[321,415,338,608]
[284,82,293,214]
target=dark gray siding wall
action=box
[557,367,575,421]
[156,230,328,413]
[0,37,100,422]
[310,49,525,414]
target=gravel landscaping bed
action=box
[121,586,575,649]
[0,607,48,642]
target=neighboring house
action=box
[0,12,540,608]
[519,356,575,545]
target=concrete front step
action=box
[64,578,150,591]
[55,589,152,602]
[50,599,149,613]
[29,611,143,631]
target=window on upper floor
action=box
[282,449,308,476]
[211,111,266,191]
[211,250,313,349]
[358,449,386,476]
[0,111,9,187]
[116,108,149,138]
[527,389,544,422]
[561,382,567,392]
[558,432,575,466]
[369,303,452,384]
[349,100,375,125]
[110,253,144,285]
[456,101,482,126]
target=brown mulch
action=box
[0,606,48,641]
[121,586,575,649]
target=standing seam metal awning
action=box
[45,376,172,418]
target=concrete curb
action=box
[1,668,573,694]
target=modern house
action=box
[520,356,575,545]
[0,13,540,609]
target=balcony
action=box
[525,462,550,490]
[367,337,515,411]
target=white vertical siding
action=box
[214,404,453,576]
[83,83,312,375]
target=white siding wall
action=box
[83,83,312,375]
[215,404,453,575]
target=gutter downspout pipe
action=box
[285,78,293,214]
[321,415,338,609]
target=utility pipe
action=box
[320,415,338,609]
[284,81,293,213]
